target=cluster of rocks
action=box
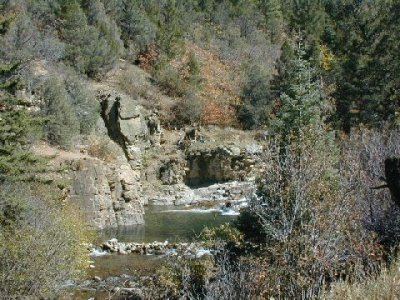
[147,181,254,206]
[96,239,212,258]
[101,239,170,255]
[143,143,261,206]
[69,91,164,229]
[185,145,259,186]
[99,91,162,168]
[156,144,261,188]
[158,157,187,185]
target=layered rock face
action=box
[69,159,144,229]
[146,181,255,206]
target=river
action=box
[63,206,237,299]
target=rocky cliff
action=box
[67,88,163,228]
[69,159,144,229]
[27,61,264,229]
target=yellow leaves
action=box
[201,223,244,247]
[319,44,335,72]
[157,264,181,293]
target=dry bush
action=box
[117,70,148,99]
[86,136,118,162]
[341,126,400,255]
[181,43,241,127]
[116,64,163,111]
[234,125,400,299]
[203,253,269,300]
[153,254,214,299]
[136,47,158,71]
[235,125,387,299]
[181,124,400,300]
[154,250,268,300]
[200,100,237,127]
[169,93,203,127]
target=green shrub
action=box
[157,255,214,299]
[155,63,186,97]
[237,64,272,129]
[0,13,40,62]
[170,93,203,126]
[64,72,99,135]
[61,0,120,78]
[42,78,80,149]
[0,182,93,298]
[0,61,45,182]
[186,51,202,88]
[117,0,156,54]
[41,73,99,148]
[200,223,243,248]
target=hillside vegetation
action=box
[0,0,400,298]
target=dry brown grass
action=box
[86,136,119,162]
[324,260,400,300]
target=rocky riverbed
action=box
[62,239,214,299]
[61,273,147,299]
[91,238,213,258]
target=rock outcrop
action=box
[69,158,144,229]
[68,89,265,224]
[143,143,263,206]
[185,145,259,187]
[99,91,161,168]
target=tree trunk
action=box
[385,158,400,207]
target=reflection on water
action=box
[89,254,164,277]
[99,205,236,243]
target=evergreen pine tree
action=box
[156,0,184,58]
[291,0,326,39]
[118,0,156,53]
[0,13,45,182]
[238,64,272,129]
[364,1,400,125]
[260,0,285,43]
[42,78,80,149]
[61,0,119,77]
[271,39,327,144]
